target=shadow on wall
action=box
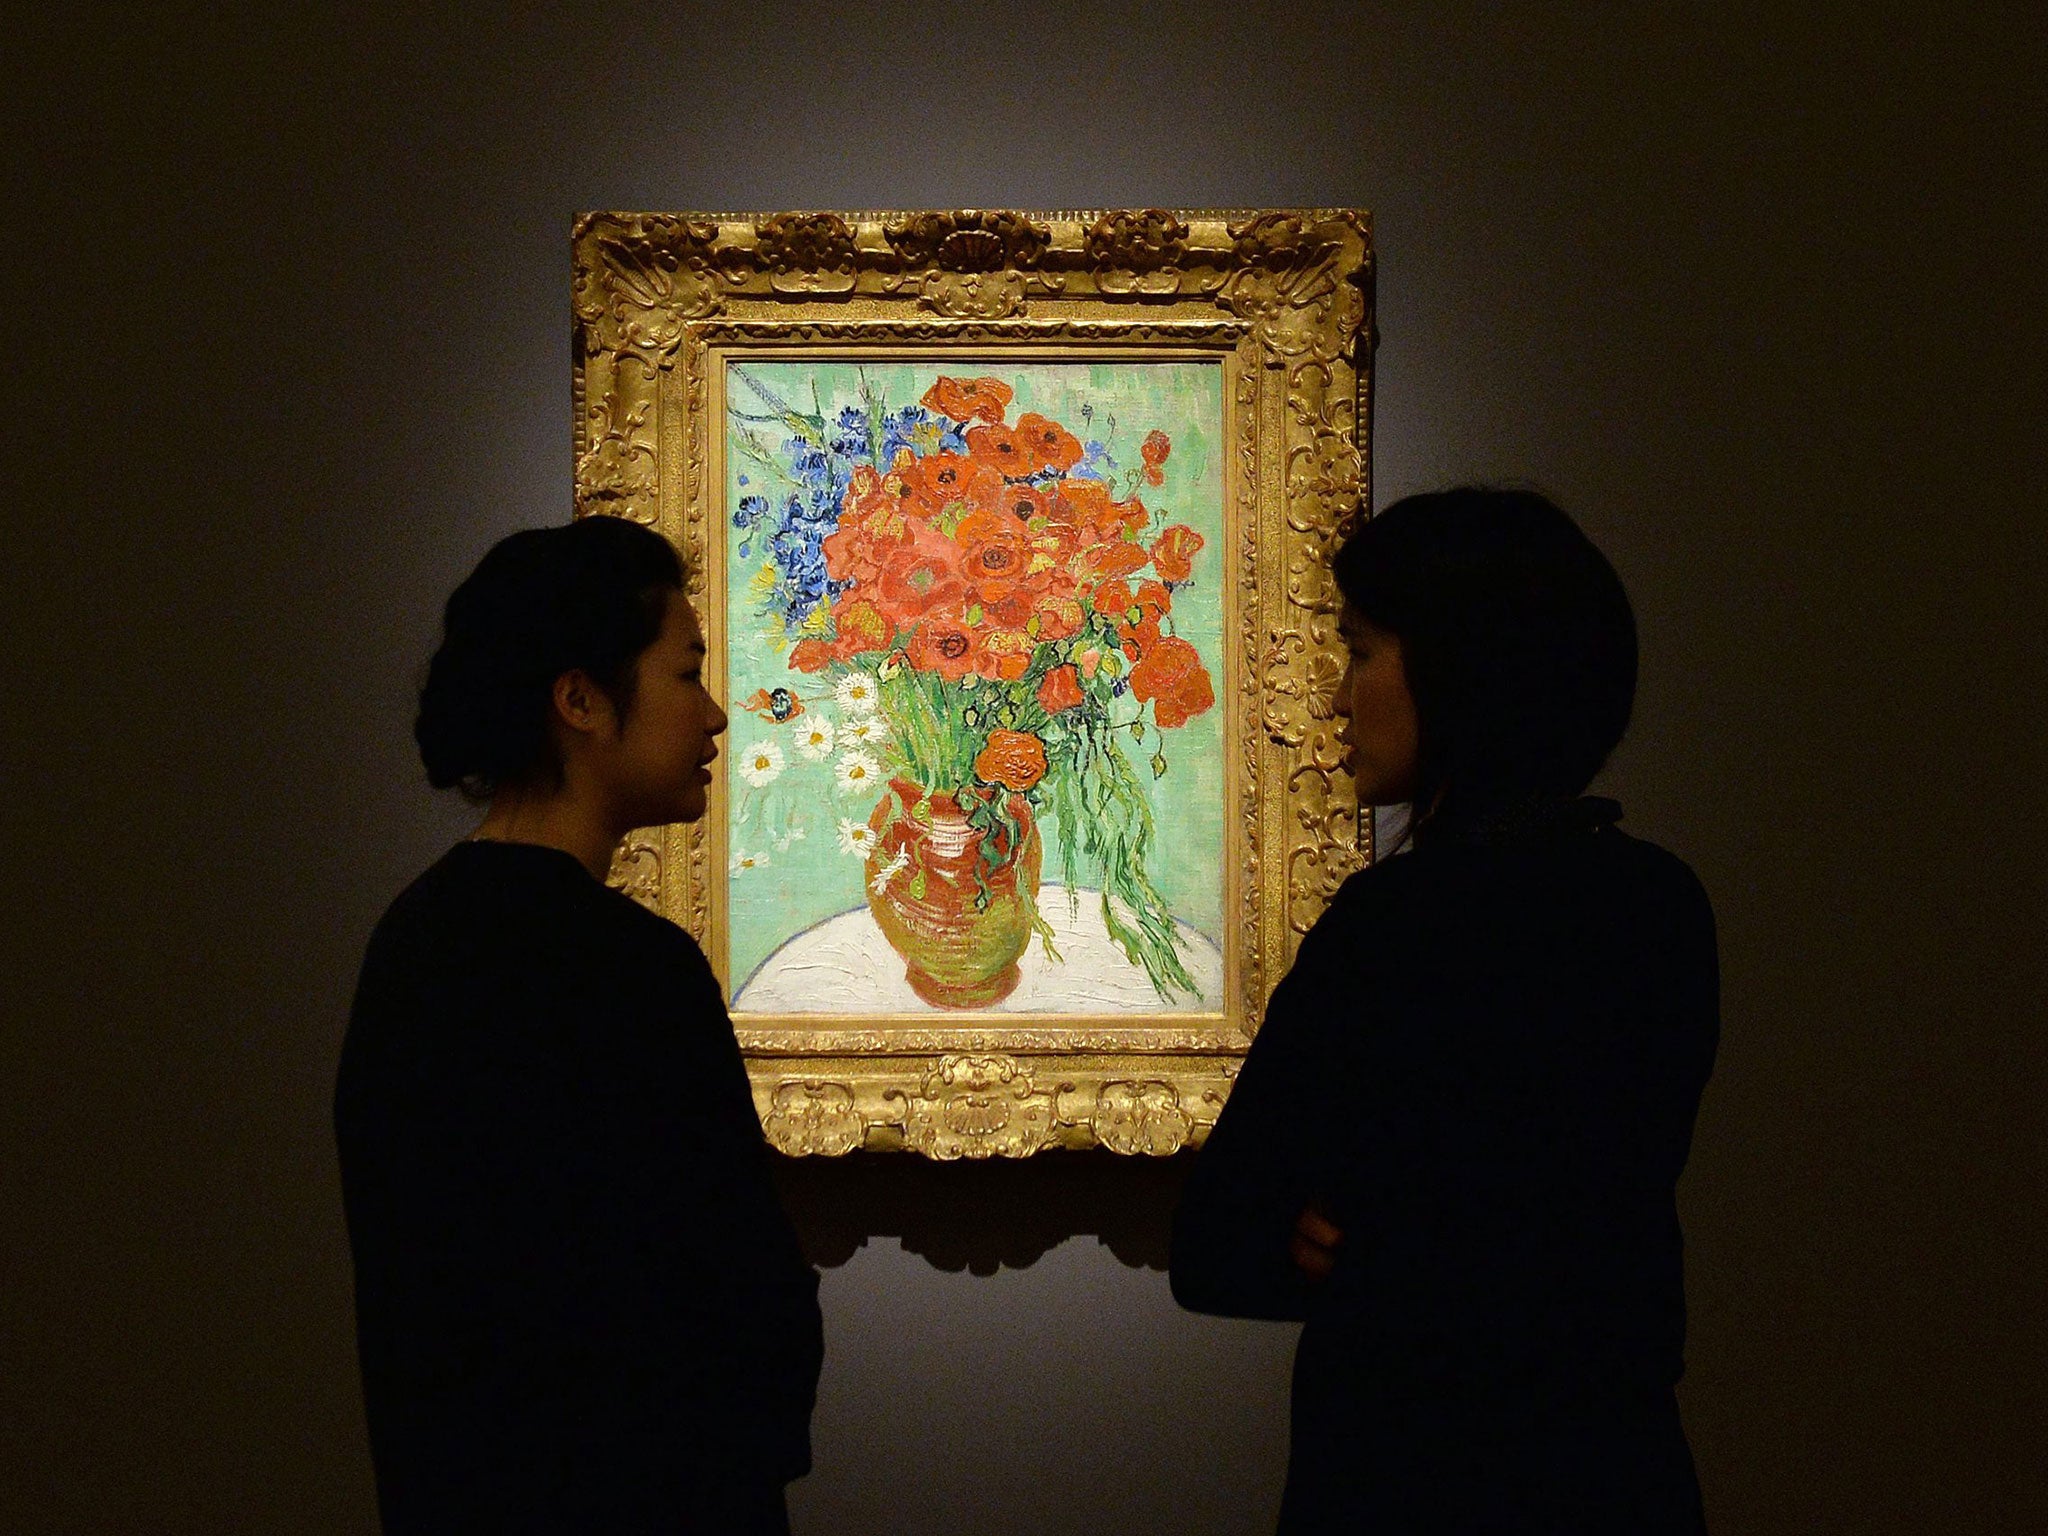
[771,1149,1192,1275]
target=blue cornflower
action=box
[1070,440,1117,483]
[880,405,964,463]
[828,404,870,462]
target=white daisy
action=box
[868,848,910,893]
[737,740,785,786]
[774,823,808,851]
[793,715,836,761]
[842,715,882,746]
[833,748,881,796]
[729,849,771,874]
[836,818,878,857]
[835,671,881,714]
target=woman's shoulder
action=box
[364,842,709,978]
[1584,824,1716,926]
[1311,814,1714,950]
[597,878,720,983]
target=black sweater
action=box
[336,842,821,1534]
[1172,799,1718,1532]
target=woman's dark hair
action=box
[1331,487,1636,810]
[415,517,685,800]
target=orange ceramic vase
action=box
[865,777,1043,1008]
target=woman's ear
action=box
[551,669,614,738]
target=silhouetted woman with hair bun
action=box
[1173,488,1718,1533]
[337,517,820,1534]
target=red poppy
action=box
[905,452,1003,518]
[1149,523,1205,584]
[877,448,937,517]
[829,596,893,659]
[922,375,1013,425]
[1129,635,1215,729]
[875,527,967,625]
[1024,512,1081,564]
[955,507,1034,605]
[1028,584,1085,642]
[1141,429,1171,486]
[1112,491,1151,536]
[981,588,1034,631]
[966,421,1029,477]
[824,464,919,585]
[788,639,833,673]
[823,517,898,587]
[1036,664,1085,714]
[1049,479,1145,544]
[1092,577,1136,616]
[1074,538,1151,587]
[974,729,1048,792]
[906,611,978,680]
[995,482,1050,524]
[1117,614,1162,661]
[1132,579,1173,624]
[972,626,1037,683]
[1013,412,1084,476]
[844,462,883,505]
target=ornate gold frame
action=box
[574,209,1373,1157]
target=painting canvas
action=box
[719,360,1227,1016]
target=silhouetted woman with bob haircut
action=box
[1173,488,1718,1533]
[337,517,821,1534]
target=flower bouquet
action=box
[728,368,1215,1007]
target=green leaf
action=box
[908,868,927,901]
[913,797,932,822]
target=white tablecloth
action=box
[732,889,1224,1014]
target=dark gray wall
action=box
[6,4,2043,1531]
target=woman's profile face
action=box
[602,589,728,827]
[1334,605,1421,807]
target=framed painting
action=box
[573,209,1373,1157]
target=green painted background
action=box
[720,359,1226,997]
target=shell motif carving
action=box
[762,1080,866,1156]
[888,1054,1060,1160]
[1092,1080,1196,1156]
[885,209,1052,270]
